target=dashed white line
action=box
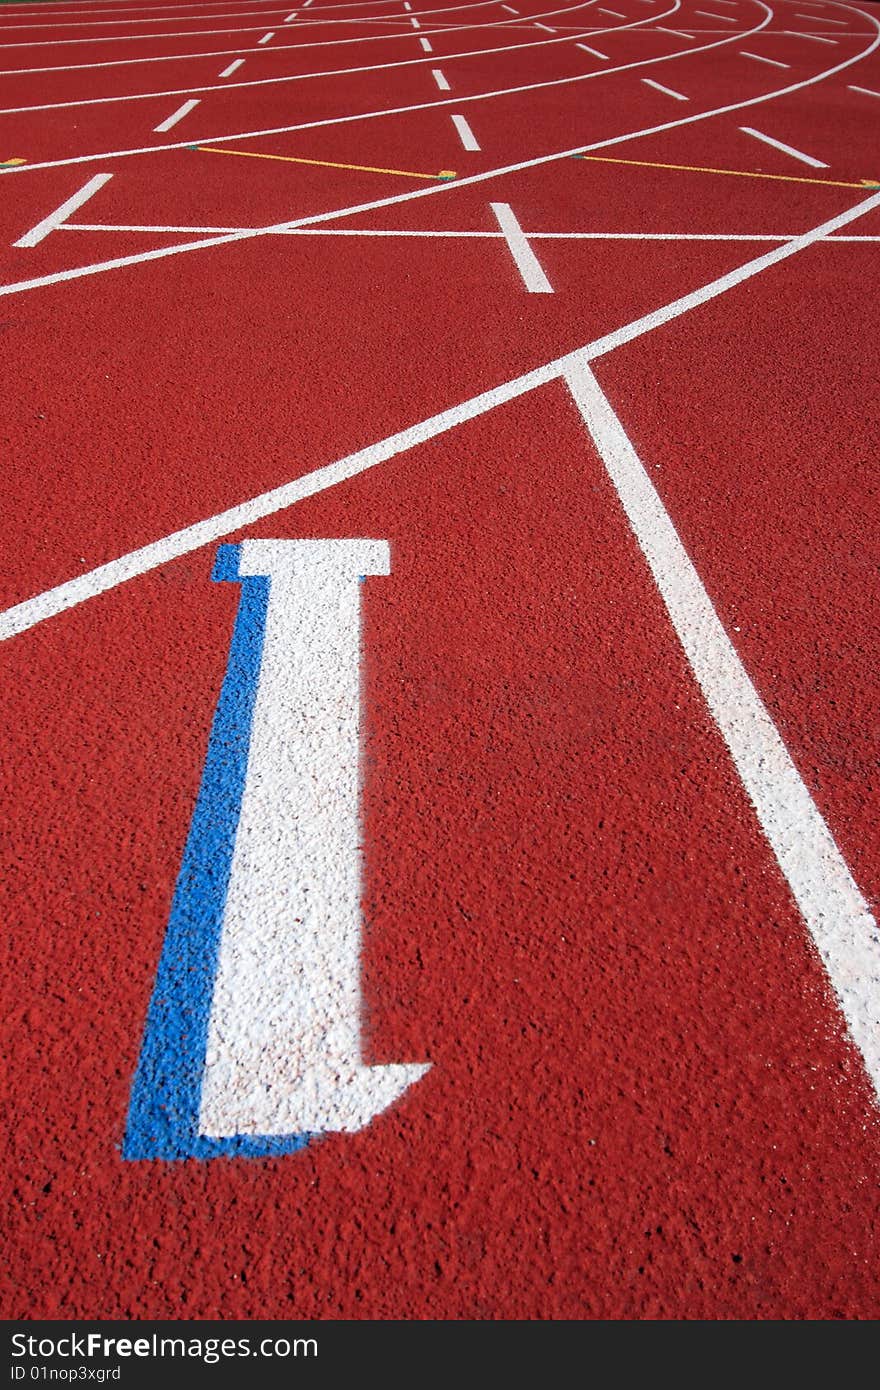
[695,9,737,22]
[656,25,693,38]
[576,42,609,58]
[490,200,553,293]
[219,58,245,77]
[258,31,274,44]
[154,97,200,132]
[284,11,296,21]
[598,7,625,16]
[535,22,557,31]
[451,112,480,150]
[849,83,880,98]
[501,3,519,11]
[13,172,113,248]
[740,49,790,68]
[432,67,450,90]
[419,36,432,51]
[410,15,420,27]
[739,124,828,167]
[641,76,688,99]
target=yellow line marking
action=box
[194,145,456,181]
[576,153,878,190]
[1,158,26,167]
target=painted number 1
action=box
[125,540,429,1160]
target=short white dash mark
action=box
[432,68,450,91]
[740,125,828,167]
[284,10,297,20]
[490,201,553,293]
[14,172,112,248]
[219,58,245,78]
[410,15,421,27]
[154,98,200,134]
[642,77,689,100]
[577,42,609,59]
[849,84,880,99]
[419,36,432,51]
[535,22,557,31]
[695,9,737,21]
[451,113,480,151]
[788,30,836,44]
[740,50,791,68]
[258,32,274,45]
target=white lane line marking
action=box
[419,35,432,50]
[794,12,848,23]
[489,200,553,292]
[657,26,694,38]
[849,83,880,97]
[154,96,200,131]
[410,15,420,27]
[219,57,244,76]
[404,2,412,9]
[739,124,828,166]
[198,539,429,1138]
[258,30,274,43]
[598,7,625,16]
[2,188,878,696]
[451,112,480,150]
[641,75,688,98]
[740,49,790,67]
[535,21,557,30]
[501,4,519,12]
[2,6,876,287]
[564,357,880,1103]
[57,224,880,243]
[13,173,112,248]
[577,41,609,57]
[432,67,450,89]
[284,11,297,20]
[303,0,312,7]
[788,30,836,44]
[695,9,737,21]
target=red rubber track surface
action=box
[1,0,879,1320]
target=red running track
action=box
[1,0,879,1320]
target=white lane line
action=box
[641,75,688,98]
[564,357,880,1104]
[2,5,875,287]
[57,224,880,243]
[219,57,244,76]
[739,124,828,167]
[451,112,480,150]
[788,31,836,44]
[490,200,553,292]
[3,187,879,701]
[576,41,609,57]
[740,49,790,67]
[13,173,113,248]
[432,67,450,89]
[695,9,737,21]
[849,83,880,98]
[794,12,848,24]
[258,30,274,42]
[154,96,200,131]
[419,36,432,50]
